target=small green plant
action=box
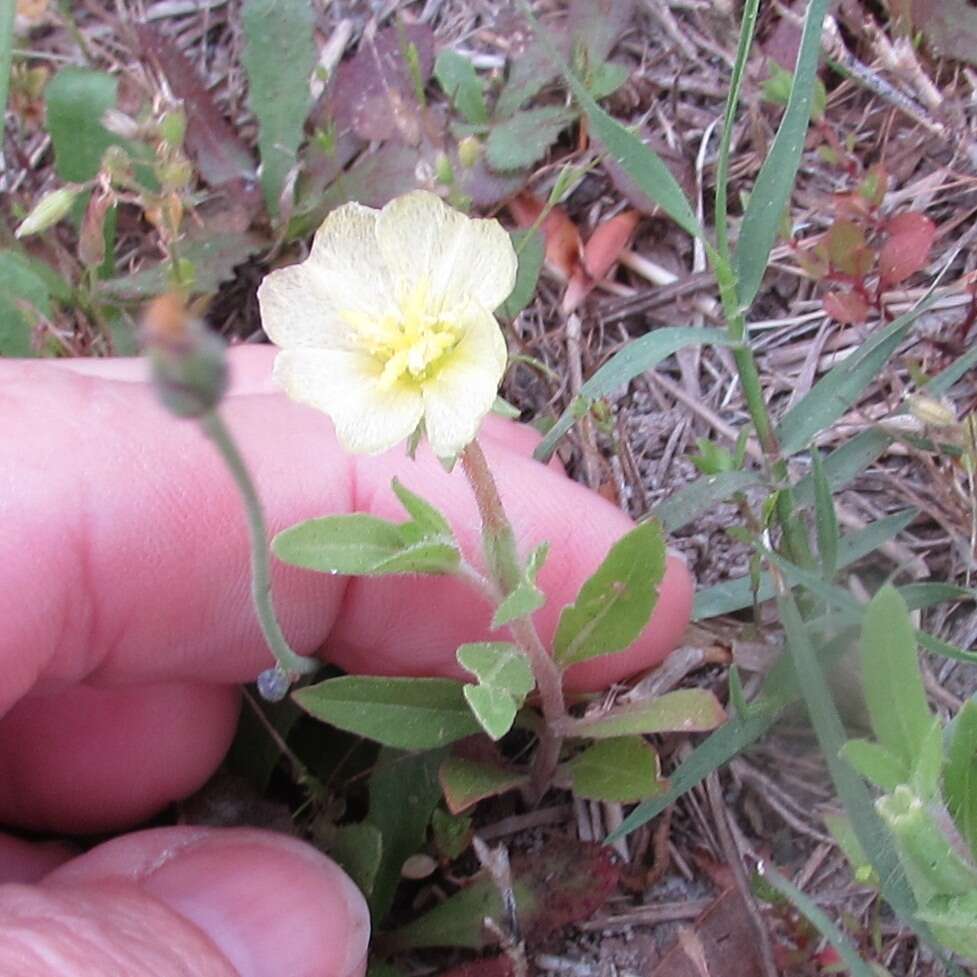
[832,586,977,961]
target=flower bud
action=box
[78,187,113,268]
[907,394,956,429]
[15,184,81,238]
[434,152,454,186]
[143,293,228,418]
[158,109,187,148]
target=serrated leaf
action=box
[293,676,479,749]
[945,698,977,862]
[242,0,315,214]
[0,251,54,355]
[554,519,666,666]
[330,822,383,897]
[567,736,664,802]
[570,688,727,739]
[497,229,544,319]
[491,543,549,628]
[435,49,488,124]
[841,739,909,791]
[485,106,574,172]
[861,586,932,767]
[439,756,528,814]
[45,68,125,182]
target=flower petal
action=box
[421,307,507,457]
[258,202,392,351]
[274,348,424,455]
[376,191,517,314]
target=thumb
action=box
[0,828,370,977]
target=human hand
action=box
[0,346,693,976]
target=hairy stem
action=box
[200,411,318,680]
[461,439,566,795]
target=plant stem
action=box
[200,410,318,680]
[460,439,566,795]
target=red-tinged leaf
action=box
[439,958,515,977]
[507,192,582,281]
[879,211,936,286]
[823,290,870,324]
[517,837,621,938]
[328,23,434,143]
[825,219,865,274]
[561,209,640,314]
[796,241,829,279]
[134,24,260,213]
[439,756,528,815]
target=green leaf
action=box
[44,68,120,181]
[861,586,932,768]
[534,329,736,462]
[733,0,830,308]
[841,739,909,792]
[585,60,629,98]
[554,519,666,666]
[916,892,977,961]
[0,0,13,155]
[567,736,664,803]
[497,229,544,319]
[458,642,535,740]
[366,748,444,922]
[652,470,761,533]
[391,478,455,540]
[911,717,945,801]
[693,509,917,620]
[242,0,315,214]
[491,542,548,628]
[570,688,726,739]
[273,514,459,576]
[811,449,838,579]
[0,251,53,355]
[431,807,473,860]
[945,698,977,862]
[330,822,383,897]
[485,106,574,172]
[777,299,932,457]
[293,676,480,749]
[899,582,975,612]
[824,811,879,887]
[439,756,528,814]
[434,49,488,124]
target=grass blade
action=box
[714,0,761,261]
[776,297,933,457]
[534,328,735,462]
[0,0,13,152]
[519,0,701,240]
[650,470,761,533]
[759,864,877,977]
[734,0,831,308]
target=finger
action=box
[0,836,74,885]
[0,682,240,832]
[0,827,369,977]
[0,356,691,699]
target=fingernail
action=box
[141,829,370,977]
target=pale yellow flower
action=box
[258,191,518,457]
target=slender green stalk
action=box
[461,439,566,795]
[200,411,318,680]
[0,0,15,153]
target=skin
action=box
[0,347,693,977]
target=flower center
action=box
[345,279,462,390]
